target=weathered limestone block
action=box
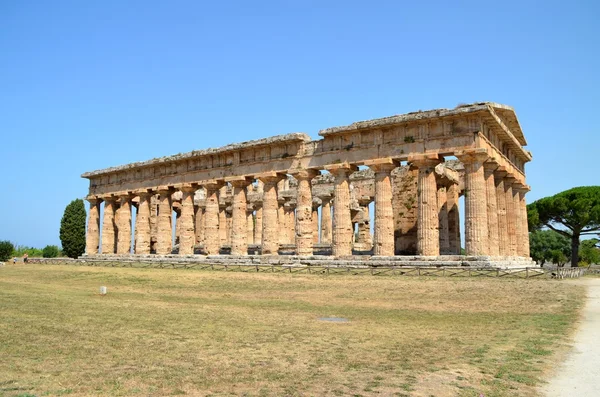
[204,181,224,255]
[258,173,285,255]
[254,206,263,245]
[366,159,396,256]
[179,186,197,255]
[86,198,101,255]
[312,203,320,244]
[194,204,204,245]
[356,206,372,250]
[116,194,132,254]
[320,197,332,244]
[135,191,152,254]
[101,197,117,254]
[392,166,418,254]
[150,194,158,253]
[504,176,518,255]
[484,162,500,256]
[246,209,255,245]
[516,187,531,257]
[410,155,441,256]
[326,163,357,257]
[277,203,287,245]
[437,186,450,254]
[446,184,461,255]
[292,169,319,256]
[494,169,509,256]
[156,188,173,255]
[228,177,253,255]
[457,150,489,255]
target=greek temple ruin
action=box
[82,102,532,266]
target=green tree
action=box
[527,186,600,267]
[529,230,571,266]
[0,240,14,262]
[42,245,60,258]
[59,199,87,259]
[580,238,600,265]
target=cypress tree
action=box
[59,199,87,258]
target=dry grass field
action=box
[0,263,585,397]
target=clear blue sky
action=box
[1,1,598,248]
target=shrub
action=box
[42,245,60,258]
[59,199,87,259]
[0,240,14,262]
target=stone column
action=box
[357,205,373,250]
[457,150,489,256]
[312,204,320,244]
[179,185,197,255]
[446,184,461,255]
[367,159,396,256]
[246,209,255,245]
[116,194,132,254]
[504,176,518,256]
[258,173,285,255]
[320,197,332,244]
[135,191,152,254]
[292,169,319,256]
[228,177,253,255]
[195,205,204,245]
[174,206,182,245]
[254,206,263,245]
[512,182,524,257]
[277,202,286,245]
[483,162,500,256]
[204,180,224,255]
[219,186,228,246]
[155,188,173,255]
[86,198,101,255]
[410,155,441,256]
[286,206,296,243]
[101,197,117,254]
[437,186,450,255]
[150,194,158,253]
[494,169,509,256]
[325,163,357,257]
[516,185,531,257]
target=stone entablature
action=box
[83,102,532,262]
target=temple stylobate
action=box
[82,102,532,266]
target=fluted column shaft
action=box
[312,207,319,244]
[293,170,319,256]
[517,189,530,257]
[458,151,489,255]
[195,205,204,245]
[320,199,332,244]
[446,184,461,255]
[512,184,524,257]
[494,172,509,256]
[101,198,117,254]
[412,156,441,256]
[247,210,255,245]
[259,175,284,255]
[505,178,518,255]
[357,206,372,249]
[86,198,101,255]
[204,182,223,255]
[229,178,252,255]
[135,192,152,254]
[437,186,450,254]
[484,163,500,256]
[254,207,263,245]
[116,195,132,254]
[277,203,286,245]
[156,189,173,255]
[328,165,355,257]
[370,162,396,256]
[179,186,196,255]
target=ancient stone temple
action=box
[82,102,532,267]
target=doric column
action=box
[194,205,204,245]
[320,197,332,244]
[494,169,509,256]
[134,190,152,254]
[219,186,228,246]
[504,176,518,256]
[246,208,255,245]
[312,204,320,244]
[437,185,450,255]
[174,207,181,245]
[291,169,319,256]
[227,177,253,255]
[286,205,296,244]
[483,162,500,256]
[277,203,286,245]
[150,194,158,252]
[254,206,263,245]
[515,185,531,257]
[116,194,132,254]
[410,155,441,256]
[178,185,197,255]
[325,163,357,257]
[204,180,224,255]
[446,184,461,255]
[86,197,101,255]
[457,149,489,256]
[155,188,173,255]
[101,196,117,254]
[366,159,397,256]
[258,173,285,255]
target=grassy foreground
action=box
[0,264,584,397]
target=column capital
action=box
[134,188,154,198]
[455,148,489,164]
[513,184,531,194]
[408,153,441,168]
[324,162,358,175]
[365,157,399,173]
[256,172,287,184]
[175,183,199,193]
[202,179,225,190]
[156,186,174,194]
[494,166,508,181]
[86,196,102,204]
[483,160,500,173]
[100,194,117,203]
[289,169,320,180]
[224,176,254,187]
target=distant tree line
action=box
[0,241,62,262]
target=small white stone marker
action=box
[99,286,107,295]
